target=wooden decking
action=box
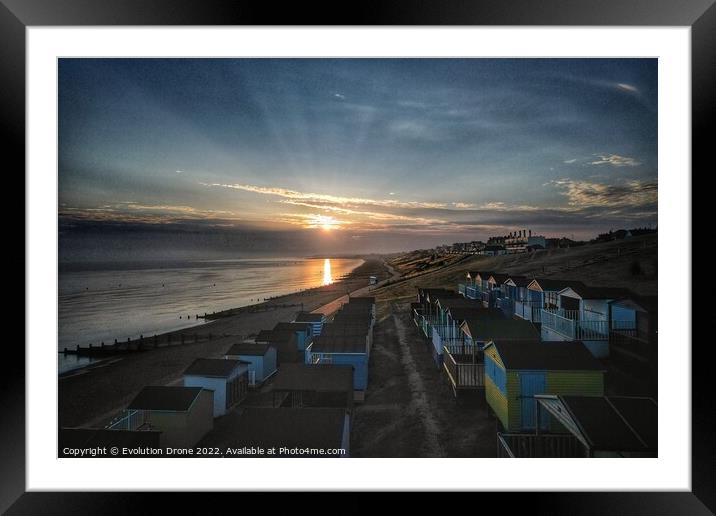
[442,348,485,397]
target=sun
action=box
[309,215,340,231]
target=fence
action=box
[497,432,584,458]
[106,409,146,431]
[61,332,235,358]
[443,349,485,390]
[541,309,631,340]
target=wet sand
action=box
[59,258,392,428]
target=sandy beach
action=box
[58,258,393,428]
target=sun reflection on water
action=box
[322,258,333,285]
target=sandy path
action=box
[391,311,446,457]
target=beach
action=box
[58,258,393,428]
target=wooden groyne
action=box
[60,332,240,358]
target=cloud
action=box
[333,92,346,100]
[616,82,639,93]
[588,154,641,167]
[202,182,449,210]
[279,200,448,228]
[59,202,242,226]
[453,202,477,209]
[563,158,578,164]
[175,170,184,174]
[549,178,657,208]
[388,120,442,142]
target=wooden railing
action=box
[514,300,541,321]
[106,409,146,431]
[497,432,584,458]
[443,348,485,389]
[465,286,479,299]
[541,309,628,340]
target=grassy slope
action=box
[373,234,657,318]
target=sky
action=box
[58,58,657,260]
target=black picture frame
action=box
[4,0,707,512]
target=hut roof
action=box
[561,285,634,300]
[550,395,657,452]
[295,312,325,322]
[488,273,510,283]
[461,317,538,342]
[271,364,353,393]
[311,335,367,354]
[273,322,313,333]
[128,386,204,412]
[488,341,605,371]
[225,342,272,356]
[505,275,531,287]
[183,358,246,378]
[528,278,587,292]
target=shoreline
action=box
[58,257,394,428]
[57,257,369,378]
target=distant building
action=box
[483,245,507,256]
[527,235,547,248]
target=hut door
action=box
[520,373,548,431]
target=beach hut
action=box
[305,335,369,398]
[270,363,354,412]
[459,316,539,349]
[483,340,606,433]
[464,271,494,299]
[540,285,634,358]
[320,321,373,352]
[442,314,538,394]
[517,278,587,322]
[197,408,351,457]
[483,273,510,307]
[294,312,326,337]
[120,386,214,448]
[497,395,657,458]
[344,296,376,320]
[182,358,249,417]
[254,329,301,365]
[608,296,658,394]
[503,275,530,300]
[414,287,461,340]
[428,298,485,365]
[273,322,313,351]
[224,342,277,386]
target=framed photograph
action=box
[6,0,707,511]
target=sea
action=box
[58,257,363,374]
